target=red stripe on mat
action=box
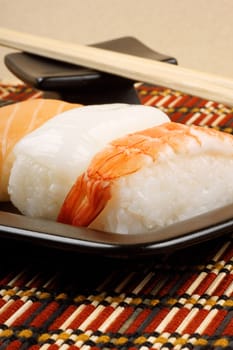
[107,306,134,332]
[183,309,209,334]
[29,301,59,327]
[144,308,170,332]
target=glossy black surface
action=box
[0,203,232,259]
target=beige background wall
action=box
[0,0,233,81]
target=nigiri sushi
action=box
[8,103,170,219]
[57,122,233,234]
[0,98,81,201]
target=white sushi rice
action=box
[90,149,233,234]
[8,103,170,219]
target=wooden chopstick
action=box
[0,27,233,106]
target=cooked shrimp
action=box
[57,122,233,234]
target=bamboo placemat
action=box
[0,82,232,350]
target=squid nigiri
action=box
[8,103,170,219]
[57,122,233,234]
[0,98,81,200]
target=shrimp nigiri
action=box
[58,122,233,234]
[0,98,81,201]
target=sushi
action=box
[0,98,81,201]
[57,122,233,234]
[8,103,170,220]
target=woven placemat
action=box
[0,83,232,350]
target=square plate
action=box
[0,202,232,259]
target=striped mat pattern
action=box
[0,82,232,349]
[137,83,233,134]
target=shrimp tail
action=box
[57,174,111,227]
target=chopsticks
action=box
[0,27,233,106]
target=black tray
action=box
[0,202,232,259]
